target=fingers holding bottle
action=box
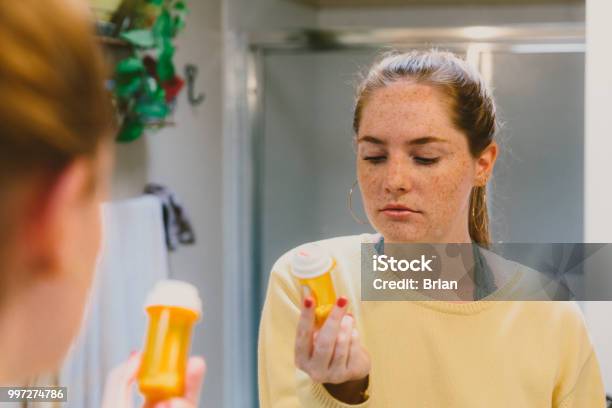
[295,296,370,386]
[295,296,317,368]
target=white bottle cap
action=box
[290,243,334,279]
[144,279,202,316]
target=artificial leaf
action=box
[145,76,158,95]
[153,9,172,40]
[116,57,145,75]
[116,76,143,97]
[157,46,175,81]
[136,99,169,118]
[153,86,167,103]
[147,0,163,5]
[174,1,187,10]
[157,60,174,82]
[162,37,175,53]
[120,29,155,48]
[117,118,145,142]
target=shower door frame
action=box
[222,23,585,408]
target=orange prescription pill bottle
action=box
[291,243,337,326]
[137,280,202,402]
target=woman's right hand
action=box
[102,352,206,408]
[294,296,371,404]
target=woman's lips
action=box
[379,205,421,220]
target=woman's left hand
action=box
[101,352,206,408]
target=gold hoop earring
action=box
[474,173,489,188]
[348,180,369,225]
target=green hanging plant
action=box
[111,0,189,143]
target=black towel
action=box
[144,183,196,251]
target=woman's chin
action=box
[375,222,428,243]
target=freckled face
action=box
[356,82,477,243]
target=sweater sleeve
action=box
[553,303,607,408]
[556,350,606,408]
[258,261,371,408]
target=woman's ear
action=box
[22,158,94,276]
[475,141,498,186]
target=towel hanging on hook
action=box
[144,183,196,251]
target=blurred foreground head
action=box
[0,0,115,383]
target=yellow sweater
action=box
[258,234,606,407]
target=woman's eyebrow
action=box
[357,135,385,145]
[408,136,449,145]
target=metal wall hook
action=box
[184,63,205,106]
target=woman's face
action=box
[356,82,493,243]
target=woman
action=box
[258,50,606,406]
[0,0,204,406]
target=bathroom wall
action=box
[225,0,316,31]
[110,0,224,406]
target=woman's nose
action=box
[383,157,413,194]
